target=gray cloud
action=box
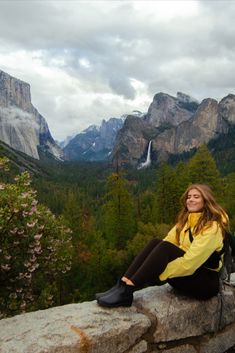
[0,0,235,140]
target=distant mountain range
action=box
[63,115,133,161]
[1,69,235,169]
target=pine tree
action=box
[221,173,235,231]
[187,144,221,193]
[102,172,136,249]
[153,162,180,224]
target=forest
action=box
[1,144,235,318]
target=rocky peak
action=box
[218,94,235,125]
[192,98,219,132]
[0,70,32,113]
[153,97,220,159]
[176,91,198,104]
[145,92,199,128]
[0,69,63,161]
[63,117,124,161]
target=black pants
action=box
[124,239,220,300]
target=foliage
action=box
[0,158,73,317]
[154,162,181,224]
[126,222,171,258]
[1,139,235,313]
[187,144,221,193]
[102,172,136,249]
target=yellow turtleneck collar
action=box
[187,212,202,228]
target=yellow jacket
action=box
[159,212,224,281]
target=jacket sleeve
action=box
[159,222,223,281]
[162,225,178,246]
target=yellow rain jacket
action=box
[159,212,224,281]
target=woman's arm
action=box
[159,222,223,281]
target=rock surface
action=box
[0,70,63,160]
[145,92,198,128]
[113,92,235,166]
[0,284,235,353]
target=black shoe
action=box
[95,279,122,300]
[97,281,134,308]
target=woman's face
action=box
[186,188,204,212]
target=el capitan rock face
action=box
[0,70,63,160]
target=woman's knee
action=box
[157,240,185,258]
[148,238,162,247]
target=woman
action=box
[96,184,229,308]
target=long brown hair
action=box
[176,184,229,243]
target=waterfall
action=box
[137,140,152,169]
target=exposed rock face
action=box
[113,92,235,166]
[219,94,235,126]
[153,98,221,159]
[64,117,124,161]
[145,92,199,128]
[0,283,235,353]
[0,70,63,160]
[112,115,158,166]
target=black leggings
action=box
[124,239,220,300]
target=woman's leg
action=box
[97,240,184,307]
[168,268,220,300]
[127,241,184,288]
[124,238,162,280]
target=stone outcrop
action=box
[0,70,63,160]
[1,279,235,353]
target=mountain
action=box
[58,134,76,149]
[112,92,235,167]
[112,92,199,166]
[0,70,63,161]
[63,117,125,161]
[145,91,199,128]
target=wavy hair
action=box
[176,184,229,243]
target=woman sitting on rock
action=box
[96,184,229,308]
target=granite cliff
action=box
[112,92,235,167]
[0,70,63,160]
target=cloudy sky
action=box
[0,0,235,141]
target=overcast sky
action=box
[0,0,235,141]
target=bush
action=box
[0,159,73,317]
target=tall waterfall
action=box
[137,140,152,169]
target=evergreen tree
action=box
[63,191,83,239]
[175,161,190,197]
[221,173,235,231]
[102,172,136,249]
[136,190,156,224]
[187,144,221,193]
[154,162,180,224]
